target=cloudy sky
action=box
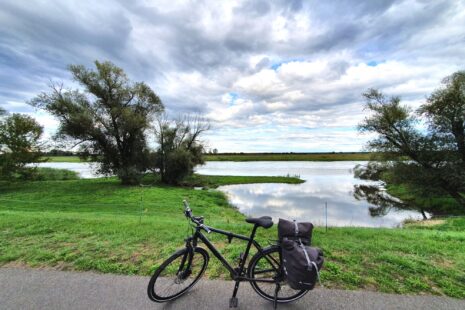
[1,0,464,152]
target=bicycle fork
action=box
[177,238,195,280]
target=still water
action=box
[36,161,423,227]
[196,161,423,227]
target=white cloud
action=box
[1,0,464,152]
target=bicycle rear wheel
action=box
[147,247,209,302]
[248,245,308,303]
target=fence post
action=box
[139,187,143,224]
[325,202,328,232]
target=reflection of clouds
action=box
[210,161,423,227]
[261,198,290,209]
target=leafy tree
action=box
[358,71,465,213]
[153,115,209,184]
[0,113,44,179]
[30,61,164,185]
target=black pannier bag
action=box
[278,219,324,290]
[278,218,313,245]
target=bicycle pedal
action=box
[229,297,238,308]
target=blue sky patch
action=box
[270,58,305,71]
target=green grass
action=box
[44,153,373,163]
[180,174,304,188]
[6,167,80,182]
[31,168,80,181]
[41,156,86,163]
[386,184,465,216]
[1,178,464,298]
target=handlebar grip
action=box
[183,200,189,209]
[203,225,211,234]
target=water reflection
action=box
[197,161,424,227]
[353,184,428,219]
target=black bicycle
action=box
[147,200,309,308]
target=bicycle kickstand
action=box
[273,283,281,309]
[229,280,240,308]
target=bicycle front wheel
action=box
[147,247,209,302]
[248,245,308,303]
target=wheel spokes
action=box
[150,249,207,301]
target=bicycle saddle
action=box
[245,216,273,229]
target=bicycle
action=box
[147,200,309,308]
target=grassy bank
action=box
[43,152,373,163]
[180,174,304,188]
[1,178,464,298]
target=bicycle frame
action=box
[185,222,280,284]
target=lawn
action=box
[1,177,464,298]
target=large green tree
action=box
[0,113,44,179]
[358,71,465,213]
[31,61,164,185]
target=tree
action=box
[0,113,44,179]
[30,61,164,185]
[153,115,209,184]
[420,71,465,165]
[358,71,465,213]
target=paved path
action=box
[1,268,464,310]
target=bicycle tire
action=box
[248,245,308,303]
[147,247,209,302]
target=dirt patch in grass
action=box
[418,219,446,226]
[3,261,30,268]
[4,261,73,271]
[404,219,446,227]
[435,258,455,269]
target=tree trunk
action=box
[420,209,427,220]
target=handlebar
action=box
[183,200,211,233]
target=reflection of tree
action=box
[353,184,427,219]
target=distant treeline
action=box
[207,152,371,155]
[44,151,374,162]
[203,152,373,161]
